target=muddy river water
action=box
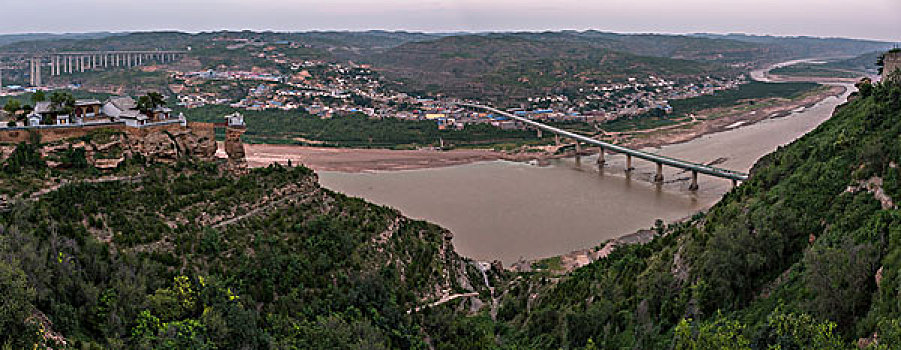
[319,80,854,265]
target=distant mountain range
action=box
[0,32,122,47]
[1,30,895,101]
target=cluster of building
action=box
[174,49,748,131]
[526,75,746,121]
[179,70,285,83]
[161,37,751,133]
[4,96,182,129]
[174,59,389,117]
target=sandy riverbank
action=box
[245,145,516,172]
[622,84,847,149]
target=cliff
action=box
[0,123,221,170]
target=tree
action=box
[3,99,21,114]
[49,91,75,115]
[673,317,751,350]
[0,259,38,348]
[803,241,880,332]
[757,311,846,350]
[137,92,166,115]
[31,90,46,104]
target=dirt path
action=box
[408,292,480,314]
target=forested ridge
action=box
[2,77,901,349]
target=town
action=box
[169,55,748,130]
[0,34,751,135]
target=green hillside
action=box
[481,73,901,349]
[369,34,738,102]
[0,158,493,348]
[693,34,895,60]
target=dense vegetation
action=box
[0,153,491,348]
[179,104,550,148]
[770,65,863,78]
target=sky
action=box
[1,0,899,42]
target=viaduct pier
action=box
[0,50,187,86]
[47,50,186,76]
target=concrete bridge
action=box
[1,50,187,86]
[47,50,187,77]
[458,103,749,190]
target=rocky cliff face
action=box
[0,126,220,169]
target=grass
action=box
[770,64,863,79]
[668,81,820,116]
[600,115,681,132]
[176,104,553,149]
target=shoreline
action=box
[244,83,847,173]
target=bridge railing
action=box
[458,103,749,181]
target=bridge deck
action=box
[460,103,749,181]
[0,51,187,57]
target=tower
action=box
[224,112,247,169]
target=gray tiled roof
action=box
[34,101,53,114]
[107,96,137,110]
[75,99,102,106]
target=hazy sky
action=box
[1,0,899,41]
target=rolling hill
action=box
[367,34,740,102]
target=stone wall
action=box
[0,122,195,144]
[0,123,127,144]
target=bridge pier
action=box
[689,171,699,191]
[654,162,664,183]
[625,154,633,172]
[575,141,581,163]
[596,147,605,170]
[537,128,542,139]
[555,134,560,146]
[732,179,738,188]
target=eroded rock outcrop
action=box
[1,124,222,169]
